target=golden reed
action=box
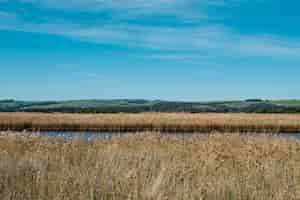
[1,112,300,133]
[0,133,300,199]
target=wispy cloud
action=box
[0,11,12,17]
[18,0,217,12]
[7,0,229,23]
[0,0,299,59]
[145,53,208,61]
[86,72,103,80]
[0,11,17,23]
[1,19,300,58]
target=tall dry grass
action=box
[0,133,300,199]
[1,112,300,133]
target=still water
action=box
[33,131,300,141]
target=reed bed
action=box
[1,112,300,133]
[0,132,300,200]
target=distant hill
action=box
[1,99,300,113]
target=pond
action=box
[24,131,300,141]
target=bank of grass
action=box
[0,133,300,199]
[1,112,300,133]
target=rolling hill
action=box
[1,99,300,113]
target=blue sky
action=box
[0,0,300,101]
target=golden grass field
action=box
[1,112,300,133]
[0,132,300,200]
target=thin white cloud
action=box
[232,35,300,57]
[0,12,19,29]
[86,72,103,79]
[0,0,299,59]
[0,11,17,21]
[11,0,225,22]
[1,20,299,59]
[19,0,217,11]
[146,54,208,60]
[0,11,11,16]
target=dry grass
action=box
[1,112,300,133]
[1,132,300,199]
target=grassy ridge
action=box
[1,113,300,133]
[1,99,300,113]
[0,133,300,199]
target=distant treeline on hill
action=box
[1,99,300,113]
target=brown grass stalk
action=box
[0,133,300,199]
[1,112,300,133]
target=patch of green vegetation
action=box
[1,99,300,113]
[271,100,300,107]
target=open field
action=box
[0,133,300,199]
[1,112,300,133]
